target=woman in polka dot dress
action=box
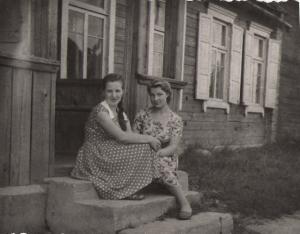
[71,73,162,200]
[133,80,192,220]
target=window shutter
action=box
[242,31,254,105]
[265,39,281,108]
[196,13,212,100]
[229,25,244,104]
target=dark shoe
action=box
[178,210,192,220]
[124,194,145,200]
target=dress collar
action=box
[100,100,115,119]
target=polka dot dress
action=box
[71,102,160,200]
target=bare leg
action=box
[165,184,192,219]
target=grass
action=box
[179,138,300,219]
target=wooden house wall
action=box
[0,56,58,187]
[179,2,274,148]
[277,0,300,139]
[0,0,59,187]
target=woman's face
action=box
[149,87,169,109]
[104,81,123,107]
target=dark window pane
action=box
[209,51,216,98]
[255,63,262,104]
[215,53,225,99]
[155,0,166,29]
[258,39,263,58]
[87,37,103,79]
[67,10,84,78]
[216,67,224,99]
[209,66,216,98]
[221,25,226,46]
[88,15,104,38]
[77,0,105,8]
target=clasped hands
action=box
[148,136,169,157]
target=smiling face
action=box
[149,86,169,109]
[104,81,123,107]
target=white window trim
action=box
[245,104,265,117]
[138,0,186,80]
[203,99,230,114]
[243,22,272,116]
[207,3,237,24]
[202,4,236,114]
[60,0,115,79]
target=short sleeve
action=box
[171,114,183,138]
[94,103,110,117]
[133,110,146,133]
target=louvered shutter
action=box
[196,13,212,100]
[229,25,244,104]
[242,31,254,105]
[265,39,281,108]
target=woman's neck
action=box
[151,104,170,114]
[105,101,118,113]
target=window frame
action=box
[210,18,230,100]
[197,3,238,114]
[138,0,186,80]
[244,22,272,116]
[60,0,116,79]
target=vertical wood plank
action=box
[49,73,56,176]
[0,66,12,186]
[48,0,58,60]
[30,72,51,183]
[10,68,32,186]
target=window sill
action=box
[203,99,230,114]
[244,105,265,117]
[136,73,188,90]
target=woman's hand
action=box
[156,148,170,157]
[148,136,161,151]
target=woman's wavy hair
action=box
[147,79,172,104]
[102,73,127,131]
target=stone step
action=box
[0,185,47,234]
[119,212,233,234]
[45,177,201,234]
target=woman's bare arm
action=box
[157,136,181,157]
[96,111,159,146]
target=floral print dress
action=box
[133,108,183,186]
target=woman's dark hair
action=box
[147,79,172,104]
[102,73,127,131]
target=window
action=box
[137,0,186,80]
[210,19,229,99]
[252,35,267,105]
[196,4,243,113]
[243,22,281,116]
[153,0,166,77]
[60,0,116,79]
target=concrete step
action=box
[0,185,47,234]
[119,212,233,234]
[45,177,201,234]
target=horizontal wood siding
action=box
[114,0,127,75]
[277,0,300,139]
[179,3,273,148]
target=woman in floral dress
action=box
[71,73,162,200]
[133,80,192,220]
